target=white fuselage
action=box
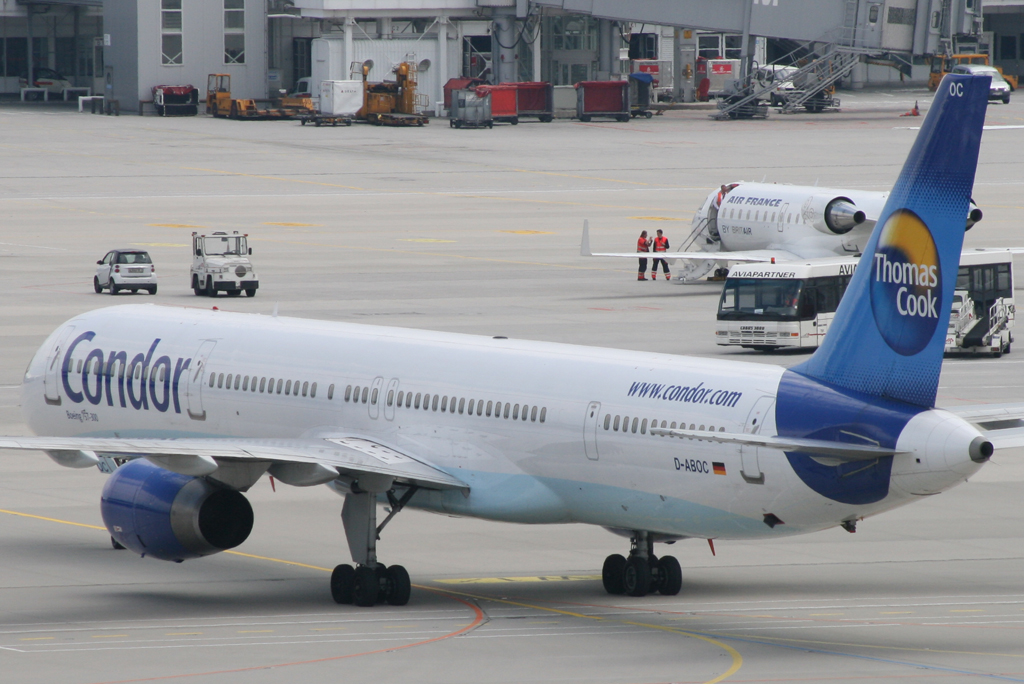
[22,305,981,542]
[696,182,888,258]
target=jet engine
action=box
[100,458,253,562]
[965,199,983,231]
[807,196,867,236]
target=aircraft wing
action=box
[580,220,798,263]
[0,436,467,491]
[648,427,905,461]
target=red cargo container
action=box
[504,81,554,122]
[574,81,629,122]
[475,84,519,124]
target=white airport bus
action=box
[715,258,858,351]
[946,249,1015,357]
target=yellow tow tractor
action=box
[357,62,430,126]
[928,54,1018,91]
[205,74,314,120]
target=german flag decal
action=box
[712,462,727,476]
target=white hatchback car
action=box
[95,249,157,295]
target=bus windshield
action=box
[718,278,804,321]
[202,235,247,256]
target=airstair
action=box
[672,215,723,283]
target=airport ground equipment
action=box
[449,89,492,129]
[574,80,630,122]
[205,74,313,120]
[152,85,198,116]
[474,85,518,124]
[443,77,485,110]
[357,62,429,127]
[628,73,654,118]
[299,80,360,126]
[945,250,1015,357]
[715,258,858,351]
[929,54,1018,92]
[505,82,554,122]
[191,231,258,297]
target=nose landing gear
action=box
[602,531,682,597]
[331,484,418,607]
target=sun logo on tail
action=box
[869,209,941,356]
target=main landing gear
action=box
[330,484,419,607]
[602,531,682,597]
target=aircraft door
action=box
[383,378,399,421]
[186,340,217,421]
[583,401,601,461]
[43,325,77,405]
[368,376,384,419]
[777,203,788,232]
[740,396,774,484]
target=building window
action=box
[224,0,245,64]
[161,0,183,65]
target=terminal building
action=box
[0,0,1019,111]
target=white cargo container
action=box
[319,80,363,116]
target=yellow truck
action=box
[205,74,313,119]
[928,54,1018,91]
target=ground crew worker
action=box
[652,229,671,280]
[636,230,651,280]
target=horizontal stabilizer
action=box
[648,426,905,461]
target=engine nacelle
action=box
[101,458,254,562]
[965,200,982,231]
[807,195,866,235]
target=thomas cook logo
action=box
[870,209,941,356]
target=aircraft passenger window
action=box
[520,405,528,421]
[771,212,775,222]
[746,210,751,220]
[720,427,725,432]
[709,425,715,432]
[459,398,465,414]
[241,376,248,391]
[75,359,82,373]
[477,400,484,416]
[441,396,448,412]
[486,400,493,417]
[415,393,422,409]
[631,417,639,434]
[431,395,438,411]
[397,391,404,406]
[302,381,309,397]
[531,406,538,422]
[345,385,352,401]
[512,404,519,420]
[216,373,224,388]
[276,379,283,394]
[468,399,475,414]
[311,382,316,398]
[603,414,610,430]
[387,390,394,406]
[235,375,242,390]
[613,415,620,431]
[406,393,413,408]
[539,407,546,423]
[328,383,334,400]
[284,380,291,395]
[208,373,215,388]
[226,374,233,388]
[699,424,705,431]
[258,377,265,392]
[641,419,648,434]
[503,403,510,419]
[670,421,677,429]
[361,386,368,403]
[371,388,378,405]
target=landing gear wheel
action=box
[657,556,682,596]
[111,536,125,550]
[244,288,257,297]
[383,565,411,606]
[331,564,355,604]
[352,565,380,607]
[602,554,627,595]
[94,276,102,293]
[623,556,651,597]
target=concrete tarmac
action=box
[1,88,1023,683]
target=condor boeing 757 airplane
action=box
[2,74,1021,608]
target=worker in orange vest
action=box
[636,230,651,280]
[651,229,671,280]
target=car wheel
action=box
[1003,94,1011,104]
[109,281,118,295]
[206,276,216,296]
[244,288,257,297]
[148,286,157,295]
[93,276,102,294]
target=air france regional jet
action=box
[3,74,1022,608]
[581,173,983,282]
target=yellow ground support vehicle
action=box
[357,62,429,126]
[205,74,313,120]
[928,54,1018,91]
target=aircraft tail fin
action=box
[791,74,990,407]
